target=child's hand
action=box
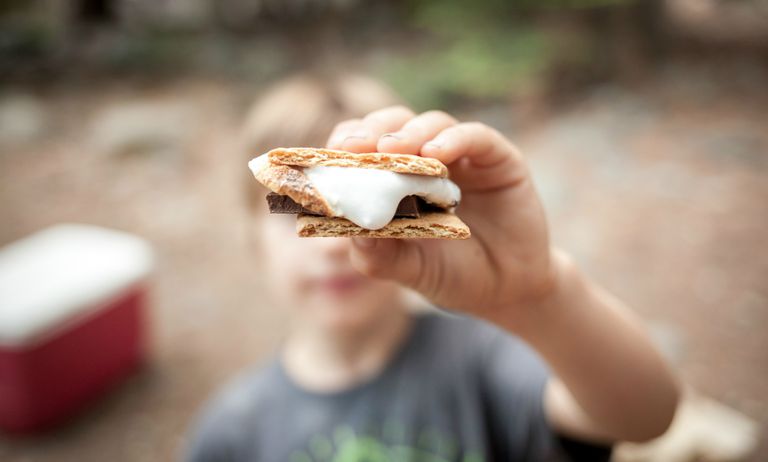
[327,106,556,323]
[329,106,680,443]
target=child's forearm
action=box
[494,249,680,442]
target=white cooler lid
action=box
[0,224,154,346]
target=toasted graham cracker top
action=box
[267,147,448,178]
[251,161,335,217]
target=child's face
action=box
[257,213,403,332]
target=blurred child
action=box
[184,73,680,462]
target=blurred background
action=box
[0,0,766,460]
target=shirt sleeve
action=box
[477,329,612,462]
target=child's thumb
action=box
[349,238,424,287]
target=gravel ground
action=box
[0,68,765,461]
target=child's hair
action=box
[241,73,401,211]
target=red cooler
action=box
[0,224,153,433]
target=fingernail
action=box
[344,129,370,142]
[425,136,446,149]
[352,237,378,248]
[381,132,403,141]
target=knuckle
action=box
[422,110,457,124]
[440,123,471,142]
[363,112,386,125]
[462,121,489,132]
[365,105,413,124]
[457,122,519,160]
[461,122,496,145]
[341,118,362,127]
[387,105,415,117]
[404,111,455,136]
[442,124,465,136]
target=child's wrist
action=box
[489,248,588,339]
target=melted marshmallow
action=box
[304,166,460,230]
[248,154,268,173]
[248,154,461,230]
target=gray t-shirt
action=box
[185,313,610,462]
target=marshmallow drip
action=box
[248,154,461,230]
[303,165,460,230]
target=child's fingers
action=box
[336,106,415,153]
[420,122,522,167]
[326,119,363,149]
[376,110,457,155]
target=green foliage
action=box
[374,2,532,109]
[375,0,633,109]
[379,28,550,110]
[512,0,632,8]
[103,32,195,71]
[0,21,54,59]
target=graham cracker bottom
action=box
[296,212,471,239]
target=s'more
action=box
[248,147,470,239]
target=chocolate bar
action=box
[266,193,433,218]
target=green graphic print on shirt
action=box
[288,424,485,462]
